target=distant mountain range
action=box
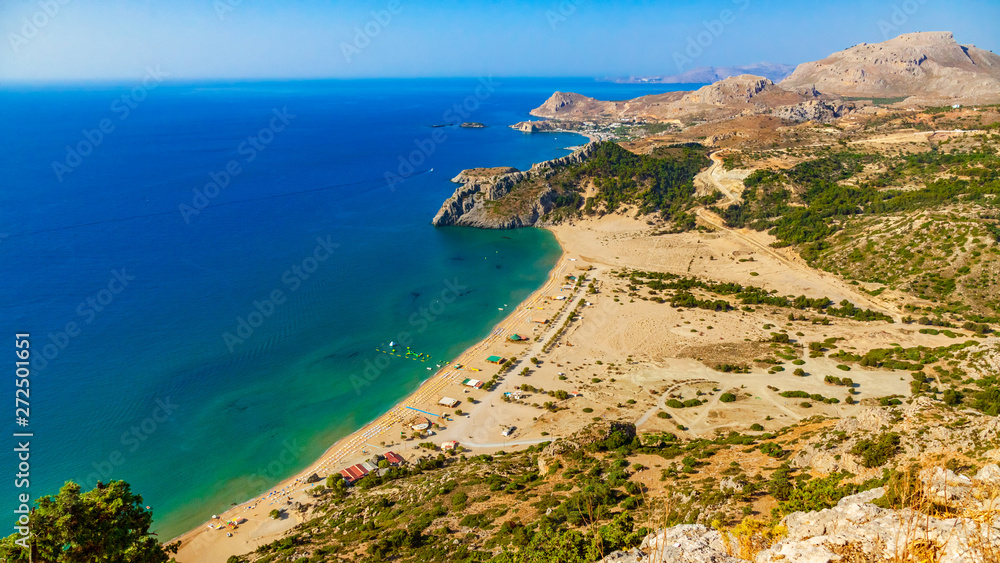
[534,31,1000,128]
[608,63,796,85]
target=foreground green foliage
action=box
[0,481,176,563]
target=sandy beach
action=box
[173,209,970,562]
[172,237,585,561]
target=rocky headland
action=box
[431,142,600,228]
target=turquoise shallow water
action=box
[0,78,696,537]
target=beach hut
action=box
[532,318,549,324]
[508,334,527,342]
[438,397,459,408]
[486,355,504,364]
[441,441,458,451]
[461,378,484,389]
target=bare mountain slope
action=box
[781,31,1000,102]
[529,75,809,122]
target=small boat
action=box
[389,341,395,347]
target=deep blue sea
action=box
[0,78,696,538]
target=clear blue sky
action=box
[1,0,997,82]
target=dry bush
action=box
[885,462,1000,563]
[716,517,787,561]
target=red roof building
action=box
[339,463,370,483]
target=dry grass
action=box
[884,463,1000,563]
[715,517,787,561]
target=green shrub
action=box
[850,433,901,468]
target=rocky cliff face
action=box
[602,464,1000,563]
[791,397,1000,478]
[431,142,600,229]
[678,75,774,105]
[781,31,1000,103]
[769,99,847,123]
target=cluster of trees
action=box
[962,321,992,334]
[625,271,891,322]
[971,374,1000,415]
[715,149,1000,252]
[778,390,840,404]
[850,433,901,468]
[834,340,977,373]
[669,292,731,311]
[666,398,705,408]
[0,481,177,562]
[824,375,854,387]
[548,142,710,224]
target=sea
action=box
[0,78,696,538]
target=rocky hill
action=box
[529,75,811,123]
[432,142,602,228]
[524,32,999,132]
[432,141,710,229]
[781,31,1000,103]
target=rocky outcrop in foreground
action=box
[431,141,599,228]
[602,465,1000,563]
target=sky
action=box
[1,0,998,82]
